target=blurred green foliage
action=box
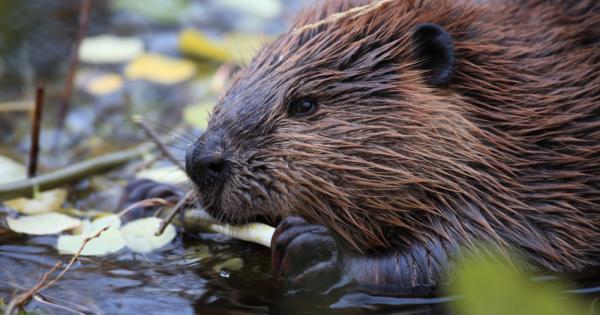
[449,251,595,315]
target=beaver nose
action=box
[185,135,228,186]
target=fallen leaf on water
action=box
[5,189,68,214]
[214,0,282,19]
[179,29,269,64]
[57,215,124,256]
[79,35,144,64]
[57,228,125,256]
[86,73,124,95]
[7,213,82,235]
[120,217,176,253]
[112,0,188,24]
[0,155,26,184]
[183,101,215,130]
[0,155,68,214]
[136,165,188,185]
[125,53,196,85]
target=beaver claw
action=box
[271,216,340,293]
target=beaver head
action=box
[184,0,478,251]
[185,0,600,262]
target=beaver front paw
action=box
[271,216,340,293]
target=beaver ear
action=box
[411,23,454,86]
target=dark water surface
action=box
[0,231,456,315]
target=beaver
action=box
[161,0,600,293]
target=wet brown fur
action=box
[197,0,600,273]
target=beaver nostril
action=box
[208,158,226,174]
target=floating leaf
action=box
[5,189,67,214]
[79,35,144,64]
[85,73,124,95]
[0,155,26,184]
[125,53,196,85]
[214,0,282,19]
[57,228,125,256]
[57,215,125,256]
[179,29,232,63]
[7,213,82,235]
[112,0,188,24]
[179,29,269,64]
[136,165,188,185]
[183,101,215,130]
[121,217,176,253]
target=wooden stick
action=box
[0,143,153,201]
[28,86,45,178]
[155,191,192,236]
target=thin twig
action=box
[117,197,173,217]
[292,0,395,35]
[4,226,109,315]
[0,143,154,201]
[55,0,92,144]
[42,226,109,290]
[28,86,45,178]
[133,116,185,171]
[155,191,192,236]
[5,261,62,315]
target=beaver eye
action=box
[289,98,318,117]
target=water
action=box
[0,232,457,314]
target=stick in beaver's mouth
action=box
[154,196,275,248]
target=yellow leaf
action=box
[7,213,82,235]
[183,101,215,130]
[125,53,196,85]
[79,35,144,64]
[5,189,67,214]
[120,217,176,253]
[86,73,124,95]
[179,29,232,63]
[179,29,269,64]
